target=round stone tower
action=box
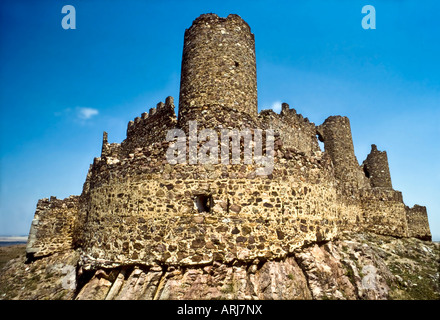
[178,14,258,123]
[320,116,369,188]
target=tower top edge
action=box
[187,13,253,33]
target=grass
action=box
[386,249,440,300]
[344,265,356,286]
[221,280,239,297]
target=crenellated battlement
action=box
[121,96,177,156]
[100,97,177,161]
[259,102,319,156]
[126,96,175,134]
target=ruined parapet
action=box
[359,188,408,237]
[319,116,369,188]
[26,195,80,259]
[259,103,320,156]
[362,144,393,189]
[406,205,432,241]
[101,131,121,159]
[178,13,258,126]
[121,96,177,155]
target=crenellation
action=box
[102,131,108,145]
[101,131,109,157]
[165,96,174,107]
[259,109,277,117]
[120,97,178,157]
[259,103,319,156]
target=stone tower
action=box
[178,14,258,125]
[362,144,393,189]
[319,116,368,188]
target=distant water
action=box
[0,241,26,247]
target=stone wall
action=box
[33,111,425,269]
[362,144,393,189]
[26,196,79,259]
[26,109,430,268]
[259,103,320,156]
[359,189,408,237]
[73,145,362,269]
[178,14,258,120]
[177,105,261,136]
[71,140,417,271]
[406,205,432,241]
[121,96,177,157]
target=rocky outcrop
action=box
[0,249,79,300]
[74,256,312,300]
[1,232,438,300]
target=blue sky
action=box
[0,0,439,240]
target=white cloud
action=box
[270,101,282,113]
[77,107,99,120]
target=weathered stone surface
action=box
[26,196,79,258]
[295,243,357,299]
[362,144,393,189]
[75,274,112,300]
[406,205,432,241]
[0,249,80,300]
[179,14,258,119]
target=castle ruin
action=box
[26,14,431,273]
